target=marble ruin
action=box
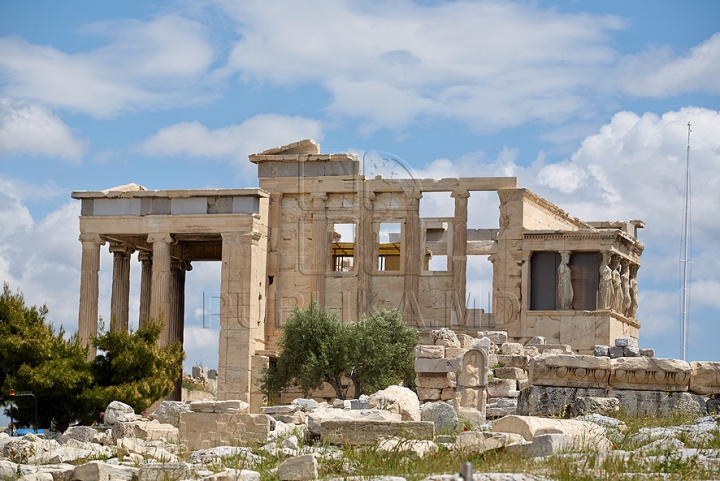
[72,139,646,411]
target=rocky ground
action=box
[3,391,720,481]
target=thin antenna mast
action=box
[680,122,692,361]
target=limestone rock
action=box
[690,361,720,395]
[496,355,530,370]
[456,334,476,349]
[615,337,636,348]
[608,389,705,417]
[570,397,620,417]
[420,402,459,433]
[430,328,461,348]
[307,408,401,436]
[415,373,452,389]
[482,331,508,345]
[522,433,575,457]
[517,386,607,417]
[623,346,639,357]
[417,387,441,401]
[526,336,546,346]
[138,463,189,481]
[500,343,523,355]
[530,354,611,389]
[487,379,517,397]
[291,398,320,410]
[610,357,691,391]
[60,426,98,444]
[149,401,192,427]
[133,421,179,442]
[492,415,611,451]
[71,461,138,481]
[319,420,434,445]
[367,385,420,421]
[640,348,655,358]
[105,401,135,425]
[456,431,526,454]
[414,345,445,359]
[278,454,318,480]
[536,344,572,355]
[593,345,609,357]
[494,367,527,380]
[377,438,438,457]
[609,346,624,359]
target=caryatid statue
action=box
[629,264,639,319]
[557,251,573,310]
[611,255,623,313]
[598,251,613,310]
[621,259,631,316]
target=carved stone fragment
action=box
[609,357,691,392]
[530,355,611,389]
[689,361,720,395]
[454,348,489,423]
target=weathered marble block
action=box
[609,357,691,392]
[530,355,611,389]
[415,358,459,373]
[517,386,608,417]
[689,361,720,395]
[497,355,530,370]
[608,389,705,417]
[414,345,445,359]
[494,367,527,380]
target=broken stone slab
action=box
[535,344,572,355]
[530,354,611,389]
[492,415,611,451]
[189,400,250,413]
[307,408,401,436]
[414,358,460,373]
[186,446,260,466]
[521,433,575,457]
[494,367,527,380]
[417,387,441,401]
[496,355,530,370]
[608,389,706,417]
[180,412,271,450]
[455,431,526,453]
[72,461,139,481]
[133,421,179,442]
[291,398,320,410]
[35,463,76,480]
[278,455,318,480]
[516,386,608,417]
[104,401,135,425]
[456,334,477,349]
[481,331,508,345]
[690,361,720,395]
[640,348,655,358]
[444,347,468,359]
[60,426,98,444]
[274,411,306,425]
[319,420,434,445]
[609,346,624,359]
[414,345,445,359]
[202,469,261,481]
[610,357,691,391]
[137,463,190,481]
[526,336,546,346]
[377,438,438,457]
[262,405,303,414]
[623,346,640,357]
[149,401,192,427]
[569,397,620,417]
[368,385,421,421]
[420,402,459,433]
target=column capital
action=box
[138,250,153,262]
[451,189,471,199]
[147,233,176,244]
[79,233,105,245]
[109,242,135,255]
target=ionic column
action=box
[78,234,105,360]
[148,233,175,345]
[451,190,470,324]
[358,190,375,317]
[168,259,190,401]
[109,242,134,332]
[138,251,152,326]
[310,192,328,305]
[403,192,423,327]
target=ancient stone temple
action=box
[72,139,644,410]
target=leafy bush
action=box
[260,300,420,400]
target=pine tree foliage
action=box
[0,283,184,430]
[260,301,419,401]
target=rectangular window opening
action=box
[332,222,356,272]
[530,251,560,310]
[570,252,599,310]
[378,222,402,271]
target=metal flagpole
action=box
[680,122,692,361]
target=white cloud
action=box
[136,114,324,179]
[618,32,720,97]
[0,15,216,118]
[0,98,86,161]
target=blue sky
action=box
[1,0,720,391]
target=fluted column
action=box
[403,192,423,327]
[148,233,175,345]
[168,259,190,401]
[109,242,134,332]
[452,190,470,325]
[310,192,328,305]
[138,251,152,326]
[358,191,375,318]
[78,234,105,360]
